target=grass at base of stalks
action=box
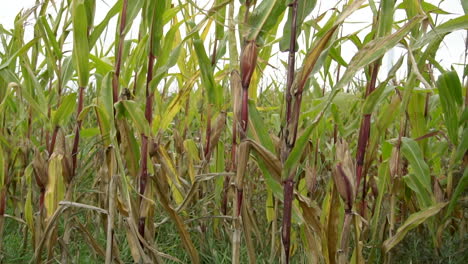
[382,230,468,264]
[4,204,465,263]
[1,202,303,263]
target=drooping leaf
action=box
[334,15,425,94]
[383,202,447,252]
[413,15,468,50]
[397,1,450,15]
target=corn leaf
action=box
[401,137,433,208]
[72,0,90,87]
[52,93,77,126]
[116,100,150,136]
[383,202,447,252]
[247,0,287,42]
[413,15,468,50]
[190,22,222,108]
[436,71,463,145]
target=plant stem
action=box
[138,17,156,237]
[105,175,117,264]
[280,1,300,263]
[356,61,380,214]
[112,0,128,104]
[281,179,294,263]
[338,211,353,264]
[71,85,85,176]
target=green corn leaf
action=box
[248,100,275,152]
[150,20,184,88]
[148,0,167,56]
[163,5,184,25]
[247,0,287,42]
[283,121,316,180]
[444,168,468,220]
[72,0,90,88]
[90,54,114,76]
[401,137,431,192]
[89,0,122,48]
[413,15,468,50]
[190,22,222,108]
[401,137,433,208]
[84,0,96,29]
[52,93,77,126]
[61,56,75,86]
[14,76,47,119]
[378,0,395,37]
[455,127,468,164]
[77,104,96,122]
[122,0,145,34]
[0,38,38,71]
[214,0,227,40]
[334,15,425,94]
[362,85,395,115]
[38,16,62,60]
[247,100,283,199]
[436,71,463,145]
[116,100,150,136]
[95,106,112,144]
[295,0,366,92]
[397,1,451,15]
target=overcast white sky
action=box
[0,0,466,87]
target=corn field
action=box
[0,0,467,263]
